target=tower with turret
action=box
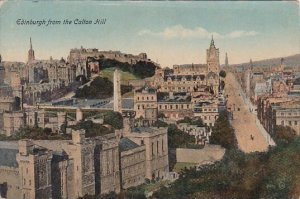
[206,36,220,95]
[206,36,220,74]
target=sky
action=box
[0,1,299,67]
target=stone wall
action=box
[176,145,225,165]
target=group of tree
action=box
[210,110,237,149]
[69,120,114,137]
[75,77,133,99]
[0,126,71,141]
[153,132,300,199]
[167,124,196,149]
[103,111,124,129]
[177,116,205,127]
[99,58,157,79]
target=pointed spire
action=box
[30,37,32,50]
[210,35,214,46]
[225,52,228,67]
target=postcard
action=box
[0,1,299,199]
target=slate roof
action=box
[294,77,300,85]
[0,142,19,168]
[119,138,140,152]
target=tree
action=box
[210,110,236,149]
[167,124,195,148]
[75,77,113,99]
[274,125,297,145]
[103,111,123,129]
[219,70,226,78]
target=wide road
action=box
[225,72,268,153]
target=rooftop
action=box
[0,141,18,168]
[119,137,140,152]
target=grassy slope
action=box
[100,67,140,85]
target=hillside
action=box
[231,54,300,68]
[100,67,140,85]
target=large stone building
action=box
[132,38,222,125]
[68,47,150,66]
[257,97,300,135]
[0,124,169,199]
[153,37,220,95]
[0,131,119,199]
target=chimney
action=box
[18,140,33,156]
[76,108,83,122]
[72,129,85,144]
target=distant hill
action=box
[231,54,300,69]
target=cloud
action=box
[226,30,259,38]
[138,25,259,39]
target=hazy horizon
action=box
[0,1,299,67]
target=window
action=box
[289,121,292,125]
[295,121,298,125]
[281,113,284,116]
[281,121,284,125]
[159,105,162,109]
[157,141,159,155]
[137,105,140,110]
[152,143,154,156]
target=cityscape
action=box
[0,1,300,199]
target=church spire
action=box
[210,35,214,46]
[225,52,228,67]
[30,37,32,50]
[28,37,35,63]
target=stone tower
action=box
[225,52,229,67]
[280,58,285,72]
[113,68,122,113]
[16,140,53,199]
[28,37,35,63]
[245,59,253,97]
[206,36,220,74]
[0,54,5,84]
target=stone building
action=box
[257,96,300,136]
[1,108,71,136]
[134,87,157,123]
[194,102,219,127]
[121,125,169,180]
[0,124,170,199]
[119,138,146,189]
[157,93,193,120]
[153,37,220,95]
[69,47,150,66]
[0,130,122,199]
